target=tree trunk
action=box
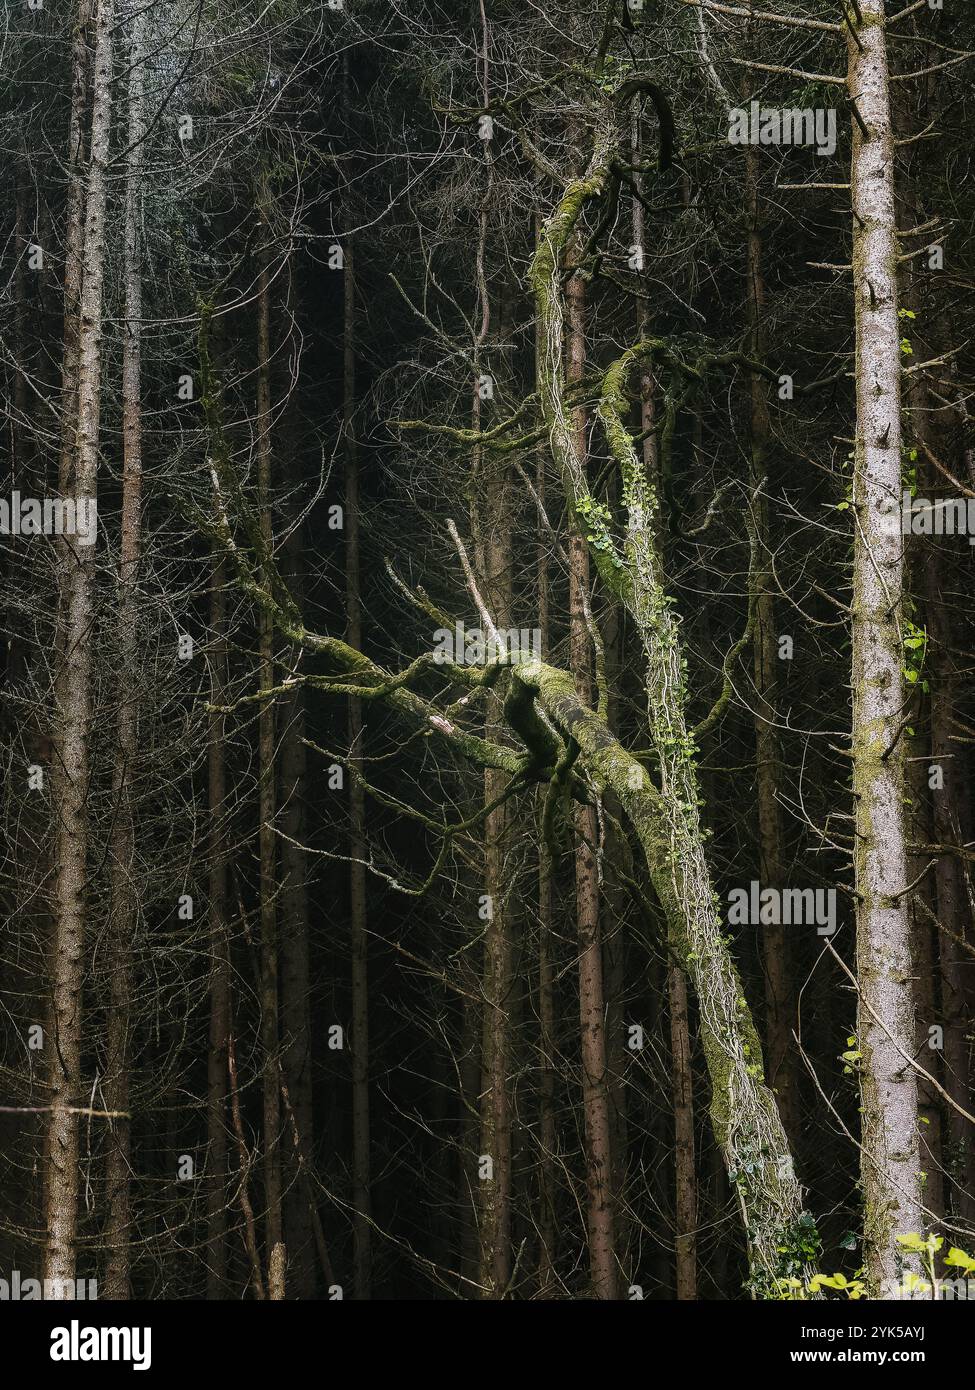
[56,0,92,499]
[45,0,116,1290]
[343,231,372,1301]
[529,132,813,1288]
[473,370,513,1302]
[103,4,146,1298]
[744,112,799,1151]
[206,553,231,1299]
[566,248,617,1300]
[534,316,557,1296]
[669,963,697,1298]
[280,521,316,1298]
[256,250,283,1271]
[846,1,923,1288]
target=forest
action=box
[0,0,974,1308]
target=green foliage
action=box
[774,1235,975,1300]
[574,494,623,566]
[901,620,928,691]
[746,1211,822,1297]
[841,1034,861,1075]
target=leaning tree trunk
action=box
[45,0,116,1290]
[528,117,813,1292]
[846,0,923,1289]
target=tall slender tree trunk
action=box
[669,963,697,1298]
[744,125,798,1148]
[206,552,230,1299]
[256,250,283,1273]
[477,744,512,1299]
[457,981,482,1288]
[846,2,923,1287]
[12,164,31,478]
[534,316,557,1294]
[103,5,146,1298]
[536,823,557,1295]
[45,0,116,1290]
[470,21,514,1296]
[343,231,372,1300]
[57,0,92,498]
[280,519,316,1298]
[472,342,513,1303]
[636,100,698,1298]
[566,240,617,1301]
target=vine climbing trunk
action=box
[529,108,813,1293]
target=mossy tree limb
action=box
[527,99,817,1292]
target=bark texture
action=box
[846,0,923,1289]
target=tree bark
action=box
[744,106,799,1150]
[669,963,697,1299]
[280,521,316,1298]
[529,126,813,1288]
[846,1,923,1288]
[56,0,92,499]
[45,0,116,1290]
[343,231,372,1301]
[566,245,618,1301]
[102,4,146,1298]
[534,267,557,1296]
[206,552,231,1299]
[256,248,283,1271]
